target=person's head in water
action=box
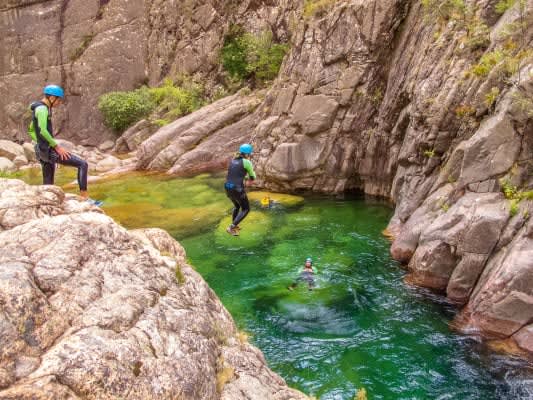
[239,143,253,159]
[304,257,313,269]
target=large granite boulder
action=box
[0,178,308,400]
[136,92,262,174]
[0,140,25,161]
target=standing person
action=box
[288,258,315,291]
[224,143,256,236]
[28,85,101,205]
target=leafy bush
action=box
[421,0,466,21]
[98,87,156,133]
[150,78,204,119]
[495,0,517,14]
[485,87,500,109]
[455,104,476,118]
[471,50,505,77]
[423,149,436,158]
[221,27,289,86]
[303,0,340,18]
[99,77,206,133]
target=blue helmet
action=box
[43,85,64,98]
[306,258,312,264]
[239,143,253,154]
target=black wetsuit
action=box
[30,101,88,191]
[289,267,315,290]
[224,156,255,227]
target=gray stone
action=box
[22,143,37,162]
[12,155,28,167]
[0,158,16,173]
[290,95,339,136]
[407,240,458,290]
[0,140,24,161]
[98,140,115,152]
[513,324,533,353]
[0,179,308,399]
[95,155,122,172]
[447,253,489,305]
[115,120,158,153]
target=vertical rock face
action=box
[0,178,309,399]
[1,0,147,145]
[0,0,297,145]
[245,0,533,353]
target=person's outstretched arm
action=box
[243,158,256,180]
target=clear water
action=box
[13,170,533,399]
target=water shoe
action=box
[226,226,239,236]
[86,198,104,207]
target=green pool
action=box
[15,170,533,399]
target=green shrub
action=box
[70,34,95,62]
[464,20,490,51]
[99,77,206,133]
[495,0,517,14]
[304,0,340,18]
[424,149,436,158]
[522,190,533,200]
[98,87,156,133]
[150,78,204,119]
[455,104,476,118]
[221,27,289,85]
[485,87,500,109]
[509,199,519,216]
[500,178,519,199]
[471,50,505,77]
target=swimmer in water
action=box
[288,258,315,291]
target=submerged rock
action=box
[215,212,273,248]
[0,178,308,400]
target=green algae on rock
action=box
[215,211,273,248]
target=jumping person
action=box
[224,143,256,236]
[28,85,101,205]
[288,258,315,291]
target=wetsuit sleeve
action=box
[35,106,57,148]
[243,159,256,180]
[27,121,37,142]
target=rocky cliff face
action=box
[132,0,533,355]
[3,0,533,357]
[0,0,296,145]
[0,178,309,399]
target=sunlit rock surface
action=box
[0,178,308,400]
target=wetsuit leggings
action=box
[226,188,250,227]
[41,150,89,191]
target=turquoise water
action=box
[13,171,533,399]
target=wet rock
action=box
[455,216,533,338]
[513,325,533,353]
